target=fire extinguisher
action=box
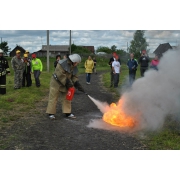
[66,87,75,100]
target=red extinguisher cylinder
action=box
[66,87,75,100]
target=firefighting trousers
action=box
[46,86,71,115]
[14,70,23,89]
[0,75,6,94]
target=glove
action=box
[74,81,85,93]
[65,78,73,89]
[84,92,88,95]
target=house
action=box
[82,46,95,53]
[9,45,26,57]
[32,45,70,57]
[153,43,172,58]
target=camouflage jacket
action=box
[11,56,25,71]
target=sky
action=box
[0,30,180,54]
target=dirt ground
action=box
[1,72,147,150]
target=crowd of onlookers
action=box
[109,50,160,88]
[0,49,160,95]
[0,49,43,95]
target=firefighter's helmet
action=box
[69,54,81,63]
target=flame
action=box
[102,99,136,127]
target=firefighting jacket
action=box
[11,56,25,71]
[52,59,79,92]
[0,56,10,76]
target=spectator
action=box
[109,52,121,87]
[127,53,138,86]
[138,50,150,77]
[112,55,120,88]
[84,55,94,85]
[25,50,32,86]
[150,54,160,71]
[92,57,97,74]
[11,50,25,89]
[54,55,61,68]
[22,54,32,87]
[31,53,43,87]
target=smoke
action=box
[88,49,180,131]
[88,95,109,113]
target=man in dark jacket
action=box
[22,54,32,87]
[54,55,61,69]
[127,53,138,86]
[138,50,150,77]
[109,52,121,87]
[0,49,10,94]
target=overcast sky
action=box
[0,30,180,54]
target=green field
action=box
[1,56,180,149]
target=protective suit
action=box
[46,54,85,118]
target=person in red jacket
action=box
[150,54,160,71]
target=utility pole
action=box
[47,30,49,72]
[1,37,2,43]
[127,42,128,52]
[69,30,71,54]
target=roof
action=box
[153,43,172,55]
[42,45,69,51]
[10,45,26,53]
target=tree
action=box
[0,41,11,55]
[96,46,112,54]
[128,30,149,59]
[70,43,91,54]
[110,45,117,52]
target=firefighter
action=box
[11,50,25,89]
[46,54,87,120]
[22,54,32,87]
[0,49,10,95]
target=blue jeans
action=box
[86,73,91,83]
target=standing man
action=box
[0,49,10,94]
[92,57,97,74]
[112,55,120,88]
[109,52,121,87]
[127,53,138,86]
[25,50,32,86]
[139,50,150,77]
[11,50,25,89]
[46,54,86,119]
[22,54,32,87]
[31,53,43,87]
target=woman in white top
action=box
[112,55,121,88]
